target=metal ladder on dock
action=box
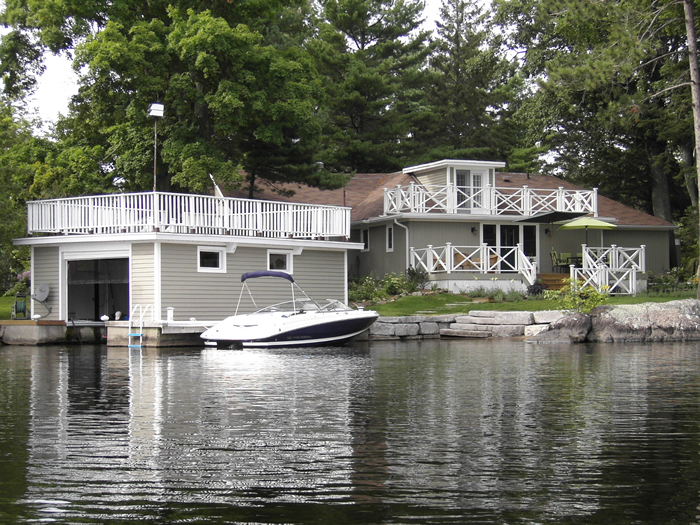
[128,304,153,348]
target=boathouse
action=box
[7,192,359,345]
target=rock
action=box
[440,328,491,338]
[532,310,567,324]
[588,299,700,342]
[491,324,526,337]
[418,322,440,335]
[525,324,550,337]
[369,322,395,336]
[394,323,420,337]
[529,313,591,343]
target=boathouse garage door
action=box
[67,258,129,321]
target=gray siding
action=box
[409,221,480,250]
[160,243,346,320]
[416,168,448,186]
[546,228,669,274]
[353,223,409,278]
[32,246,59,321]
[354,220,668,277]
[131,243,155,310]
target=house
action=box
[13,192,360,325]
[225,159,676,295]
[12,158,676,330]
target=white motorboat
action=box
[201,271,379,348]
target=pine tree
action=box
[420,0,519,163]
[309,0,431,172]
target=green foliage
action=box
[494,0,693,222]
[1,2,333,196]
[491,289,507,303]
[348,268,430,302]
[526,279,548,297]
[348,276,387,303]
[0,102,47,292]
[423,0,519,162]
[309,0,431,171]
[405,266,429,292]
[544,278,609,314]
[647,267,697,295]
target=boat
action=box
[200,271,379,348]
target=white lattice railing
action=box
[384,183,598,217]
[410,243,537,285]
[570,245,646,295]
[26,192,351,239]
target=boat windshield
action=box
[255,299,351,314]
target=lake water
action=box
[1,339,700,524]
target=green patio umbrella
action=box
[558,216,616,245]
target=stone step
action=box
[440,328,492,338]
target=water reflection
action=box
[1,340,700,523]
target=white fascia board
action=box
[402,159,506,175]
[354,214,676,230]
[14,232,365,251]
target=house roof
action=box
[224,171,674,228]
[497,172,673,228]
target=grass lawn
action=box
[0,295,14,320]
[367,290,698,317]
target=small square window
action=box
[197,246,226,273]
[268,251,292,273]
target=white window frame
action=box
[197,246,226,273]
[361,229,370,252]
[386,225,394,252]
[267,250,293,273]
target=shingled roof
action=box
[224,171,674,228]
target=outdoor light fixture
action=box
[149,103,165,192]
[471,227,477,233]
[545,228,551,234]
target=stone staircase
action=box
[537,273,568,291]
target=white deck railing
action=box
[26,192,351,239]
[410,243,537,285]
[384,183,597,216]
[570,245,646,295]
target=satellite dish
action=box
[34,283,50,302]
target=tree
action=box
[493,0,693,226]
[1,1,338,196]
[0,101,49,291]
[422,0,520,163]
[309,0,431,172]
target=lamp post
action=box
[148,103,164,192]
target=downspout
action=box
[394,219,410,270]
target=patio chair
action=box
[550,252,568,273]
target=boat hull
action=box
[201,310,379,349]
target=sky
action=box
[25,0,443,129]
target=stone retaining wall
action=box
[367,310,567,341]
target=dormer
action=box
[402,159,507,188]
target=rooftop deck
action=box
[384,183,598,216]
[26,192,352,239]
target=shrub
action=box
[383,273,405,295]
[526,279,548,297]
[544,278,609,313]
[491,289,507,303]
[405,266,428,292]
[349,276,387,302]
[505,290,525,302]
